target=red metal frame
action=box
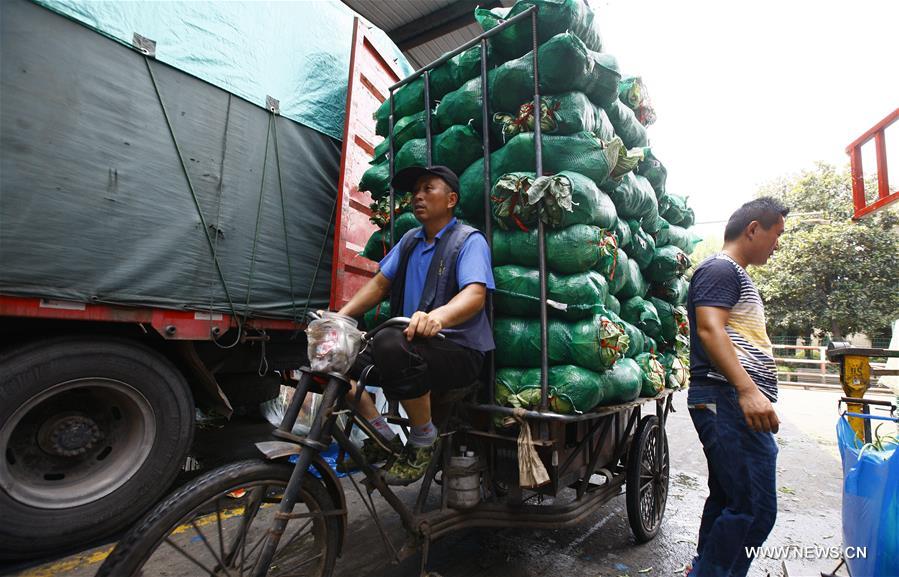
[1,20,398,336]
[846,108,899,219]
[329,18,402,311]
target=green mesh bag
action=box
[604,99,648,149]
[618,76,657,126]
[373,46,484,136]
[598,357,642,405]
[494,315,627,372]
[659,194,690,226]
[548,365,605,413]
[372,112,432,163]
[658,351,689,390]
[619,317,645,358]
[620,296,662,340]
[490,171,617,231]
[637,148,668,200]
[492,224,607,274]
[591,230,620,280]
[650,276,689,307]
[495,367,544,409]
[613,217,632,249]
[359,212,420,262]
[436,33,620,131]
[644,336,658,354]
[363,301,392,330]
[605,293,620,316]
[490,172,539,232]
[606,248,629,295]
[493,265,608,320]
[635,352,666,397]
[609,146,646,180]
[645,245,692,283]
[368,194,411,228]
[654,218,671,247]
[359,159,391,200]
[475,0,603,62]
[625,220,656,269]
[609,173,658,221]
[459,132,623,222]
[650,296,690,347]
[492,92,611,143]
[617,258,649,299]
[667,224,702,254]
[395,125,484,175]
[495,365,606,414]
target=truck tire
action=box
[0,337,194,559]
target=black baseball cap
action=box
[390,165,460,194]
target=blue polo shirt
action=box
[379,218,495,317]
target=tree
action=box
[751,163,899,339]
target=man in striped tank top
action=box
[685,197,788,577]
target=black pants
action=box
[347,327,484,400]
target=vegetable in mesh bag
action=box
[666,224,702,254]
[650,296,690,348]
[493,92,603,141]
[620,296,662,340]
[654,218,671,247]
[608,173,658,221]
[609,146,646,180]
[591,230,620,280]
[459,132,623,222]
[495,368,544,409]
[604,99,647,149]
[635,352,666,397]
[645,245,692,283]
[644,336,657,354]
[359,159,391,200]
[359,212,420,262]
[493,224,608,274]
[624,219,656,269]
[613,217,632,249]
[651,276,689,306]
[373,46,482,136]
[372,112,433,163]
[597,357,642,405]
[491,171,617,231]
[493,266,608,320]
[658,352,689,390]
[395,125,484,175]
[475,0,603,62]
[494,314,627,371]
[368,194,411,228]
[605,248,629,295]
[436,33,620,131]
[363,301,392,330]
[659,193,689,226]
[605,293,620,315]
[617,258,649,299]
[618,76,657,126]
[637,148,667,199]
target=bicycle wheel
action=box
[97,459,340,577]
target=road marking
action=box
[20,502,265,576]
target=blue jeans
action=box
[687,381,779,577]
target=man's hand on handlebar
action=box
[404,311,443,341]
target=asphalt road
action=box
[8,388,894,577]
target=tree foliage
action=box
[751,163,899,338]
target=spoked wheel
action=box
[626,415,669,542]
[97,460,340,577]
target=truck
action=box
[0,0,403,558]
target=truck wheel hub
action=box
[38,414,102,457]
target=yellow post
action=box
[840,355,871,441]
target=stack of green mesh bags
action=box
[358,0,700,414]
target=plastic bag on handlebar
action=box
[306,312,364,374]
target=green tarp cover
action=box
[2,0,404,319]
[33,0,412,141]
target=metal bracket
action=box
[266,95,281,114]
[132,33,156,57]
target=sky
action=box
[592,0,899,241]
